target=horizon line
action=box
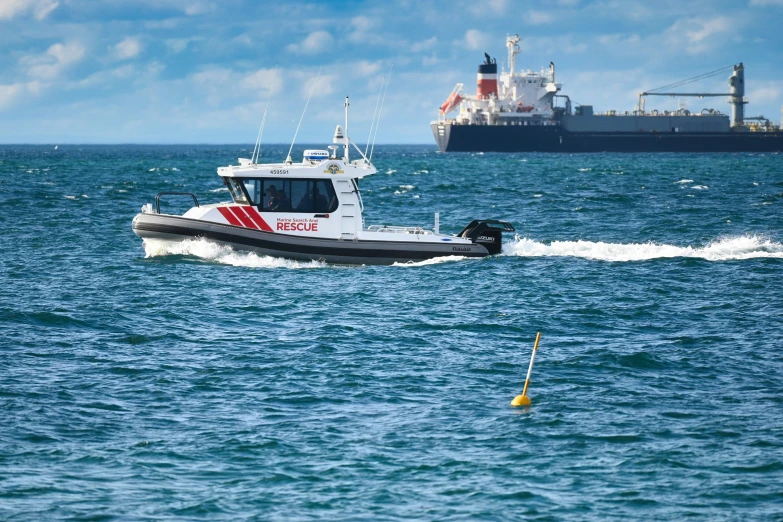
[0,142,437,147]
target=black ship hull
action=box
[432,123,783,153]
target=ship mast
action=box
[506,34,520,77]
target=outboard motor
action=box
[458,219,516,255]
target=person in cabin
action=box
[313,185,329,213]
[296,185,328,212]
[296,187,314,212]
[276,188,291,211]
[265,185,289,211]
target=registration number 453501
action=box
[269,169,288,175]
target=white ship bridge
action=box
[438,34,564,126]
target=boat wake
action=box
[502,235,783,262]
[142,238,327,269]
[392,255,468,267]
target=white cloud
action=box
[347,15,384,45]
[562,41,588,54]
[463,29,489,51]
[77,65,136,88]
[747,82,782,105]
[307,74,335,99]
[184,1,216,15]
[422,54,438,66]
[191,67,232,86]
[113,37,142,60]
[487,0,508,13]
[0,0,58,20]
[0,83,24,110]
[240,68,283,94]
[665,17,734,54]
[597,33,641,46]
[0,81,42,111]
[468,0,508,15]
[411,37,437,53]
[166,38,192,53]
[354,60,381,77]
[145,18,181,30]
[24,42,85,79]
[527,10,555,25]
[34,0,57,19]
[286,31,334,55]
[350,15,376,33]
[283,71,336,101]
[233,33,252,46]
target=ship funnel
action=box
[477,53,498,99]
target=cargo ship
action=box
[431,34,783,152]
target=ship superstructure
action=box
[438,35,562,128]
[432,34,783,153]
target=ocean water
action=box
[1,145,782,520]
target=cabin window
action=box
[224,178,248,204]
[290,179,338,212]
[245,178,338,213]
[260,179,292,212]
[242,179,259,204]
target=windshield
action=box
[223,178,248,204]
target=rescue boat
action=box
[132,98,514,265]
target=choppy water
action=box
[2,145,782,520]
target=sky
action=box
[1,0,783,144]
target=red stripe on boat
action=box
[242,206,274,232]
[231,206,259,229]
[217,206,243,227]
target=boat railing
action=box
[154,192,200,214]
[366,225,431,235]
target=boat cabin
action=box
[180,145,376,241]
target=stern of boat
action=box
[457,219,516,255]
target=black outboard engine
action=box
[458,220,516,255]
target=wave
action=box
[502,235,783,262]
[142,238,327,269]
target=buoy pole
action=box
[511,332,541,408]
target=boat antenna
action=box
[364,73,385,160]
[286,66,321,164]
[345,95,349,163]
[252,65,278,165]
[369,63,392,163]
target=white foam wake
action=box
[502,235,783,262]
[142,238,327,269]
[392,255,468,267]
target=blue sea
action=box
[1,145,782,520]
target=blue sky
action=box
[2,0,782,144]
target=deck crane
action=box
[637,64,748,127]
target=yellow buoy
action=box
[511,332,541,407]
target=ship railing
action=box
[154,192,200,214]
[367,225,431,235]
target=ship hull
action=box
[132,213,491,265]
[432,123,783,153]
